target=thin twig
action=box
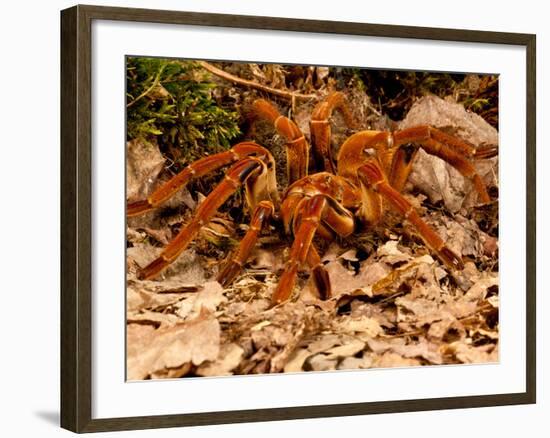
[127,65,166,108]
[197,61,317,101]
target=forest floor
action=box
[125,64,499,380]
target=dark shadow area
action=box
[34,410,59,427]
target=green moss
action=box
[126,57,241,163]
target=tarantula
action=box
[127,92,497,305]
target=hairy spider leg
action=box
[127,142,276,216]
[217,200,275,287]
[358,158,464,271]
[306,245,331,300]
[272,195,327,305]
[391,126,496,203]
[252,99,309,184]
[138,158,268,280]
[273,179,355,304]
[310,91,357,173]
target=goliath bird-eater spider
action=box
[127,92,497,305]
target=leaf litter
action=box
[126,95,499,380]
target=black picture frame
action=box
[60,4,536,433]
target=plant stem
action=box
[127,65,166,108]
[197,61,317,101]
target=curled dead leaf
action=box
[127,310,220,380]
[176,281,227,320]
[196,343,244,376]
[334,316,383,337]
[446,341,499,364]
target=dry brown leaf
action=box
[151,363,192,379]
[338,355,374,370]
[349,302,396,329]
[322,258,391,297]
[334,316,383,337]
[248,247,287,272]
[231,303,332,373]
[372,351,422,368]
[447,342,499,364]
[305,334,341,351]
[338,249,359,262]
[377,240,412,265]
[127,227,147,245]
[127,310,181,328]
[127,244,207,284]
[396,294,480,328]
[196,343,244,376]
[250,320,272,332]
[137,227,172,245]
[473,328,499,341]
[428,318,466,340]
[175,281,226,320]
[373,254,435,296]
[321,243,345,263]
[270,321,310,372]
[437,218,482,258]
[397,342,442,364]
[308,354,338,371]
[368,337,443,364]
[126,138,165,202]
[487,295,499,308]
[324,339,366,360]
[127,310,220,380]
[127,287,174,313]
[284,349,313,373]
[463,275,499,301]
[284,333,369,373]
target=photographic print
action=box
[125,57,499,381]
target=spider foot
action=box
[438,246,465,271]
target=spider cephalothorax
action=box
[127,92,497,305]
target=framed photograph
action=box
[60,4,536,433]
